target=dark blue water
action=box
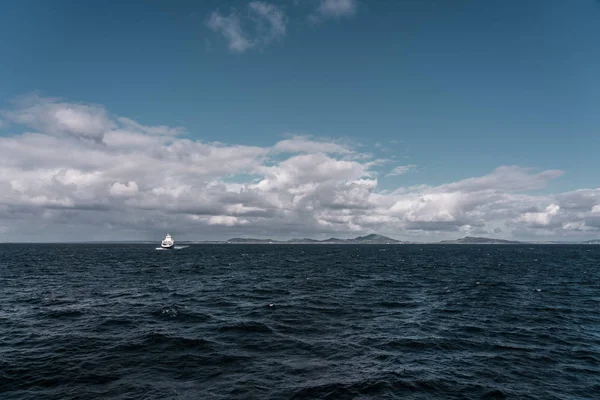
[1,244,599,399]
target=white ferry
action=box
[161,233,174,249]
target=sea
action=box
[1,244,599,399]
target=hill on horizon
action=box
[225,233,408,244]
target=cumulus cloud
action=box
[518,204,560,227]
[1,95,599,242]
[207,1,287,53]
[109,181,139,197]
[2,95,115,142]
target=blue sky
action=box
[1,0,600,241]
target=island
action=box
[178,234,600,245]
[437,236,523,245]
[224,234,410,244]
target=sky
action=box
[0,0,599,242]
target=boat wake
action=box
[155,245,188,251]
[156,233,185,250]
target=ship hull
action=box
[160,233,174,249]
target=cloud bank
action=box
[1,95,599,242]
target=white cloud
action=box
[207,12,253,52]
[249,1,287,37]
[1,95,599,242]
[207,2,287,53]
[206,215,250,226]
[555,189,600,211]
[109,181,139,197]
[272,136,351,154]
[313,0,357,20]
[518,204,560,227]
[2,95,115,142]
[436,166,564,193]
[117,117,185,136]
[387,164,416,176]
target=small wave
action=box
[45,309,84,319]
[439,308,463,314]
[151,306,211,322]
[144,332,214,349]
[461,325,484,333]
[154,305,179,318]
[491,343,537,352]
[218,321,274,334]
[74,373,121,384]
[98,318,135,328]
[569,350,599,362]
[112,332,217,355]
[41,297,77,306]
[479,389,508,399]
[374,300,419,309]
[380,337,470,351]
[289,376,426,399]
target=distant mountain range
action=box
[438,236,523,244]
[224,234,410,244]
[437,236,599,244]
[183,234,600,245]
